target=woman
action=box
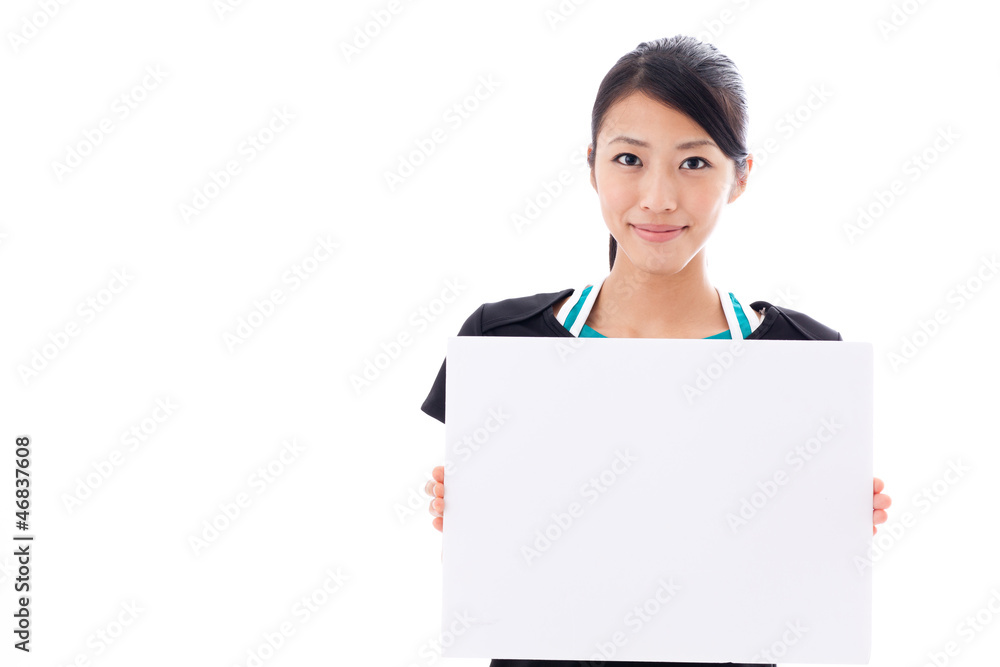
[421,34,892,667]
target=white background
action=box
[0,0,997,666]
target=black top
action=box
[421,287,844,667]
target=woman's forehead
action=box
[600,93,709,139]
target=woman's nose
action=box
[638,170,678,211]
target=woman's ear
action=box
[728,153,753,203]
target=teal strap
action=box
[729,293,752,338]
[562,285,592,331]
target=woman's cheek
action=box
[601,180,634,215]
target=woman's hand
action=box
[426,465,445,532]
[873,476,891,535]
[426,467,891,536]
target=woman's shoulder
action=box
[748,300,842,341]
[454,288,574,336]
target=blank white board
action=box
[441,336,873,664]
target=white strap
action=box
[716,286,744,341]
[555,286,580,326]
[567,276,606,337]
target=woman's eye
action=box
[613,154,710,169]
[614,153,641,166]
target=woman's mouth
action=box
[631,224,687,243]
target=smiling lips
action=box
[631,224,686,242]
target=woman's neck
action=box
[588,254,726,338]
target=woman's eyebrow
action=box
[607,135,718,150]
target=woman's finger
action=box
[873,509,887,525]
[873,477,883,494]
[873,493,891,510]
[429,497,443,517]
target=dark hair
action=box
[588,35,750,270]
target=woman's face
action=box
[589,91,749,275]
